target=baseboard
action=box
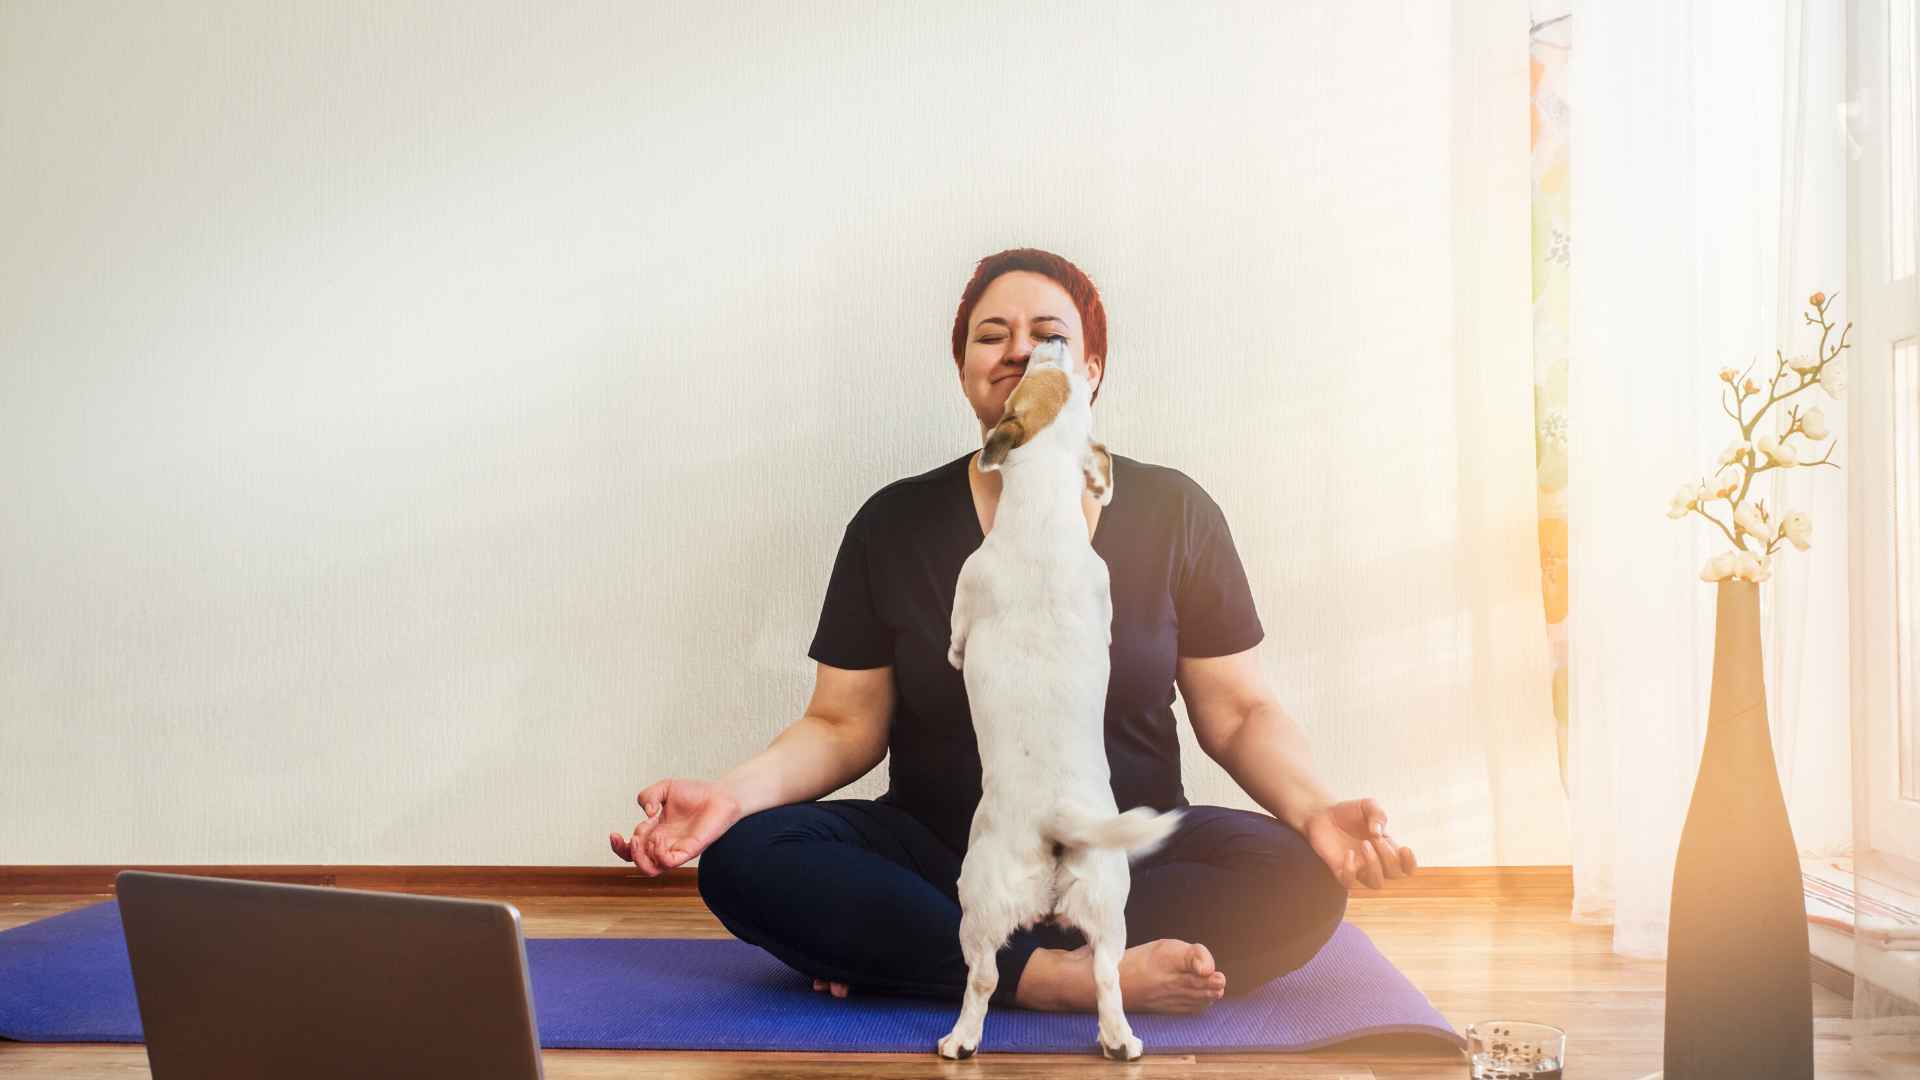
[1358,865,1573,899]
[1,863,1574,900]
[0,865,700,897]
[1812,953,1855,999]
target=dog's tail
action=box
[1050,806,1182,856]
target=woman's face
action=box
[959,271,1103,434]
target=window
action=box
[1852,0,1920,867]
[1897,338,1920,799]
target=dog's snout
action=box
[1031,337,1069,367]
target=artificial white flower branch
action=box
[1670,292,1849,583]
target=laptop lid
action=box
[116,870,544,1080]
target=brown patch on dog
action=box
[980,419,1022,469]
[1084,439,1113,503]
[979,368,1070,470]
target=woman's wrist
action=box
[707,772,758,823]
[714,743,818,820]
[1278,791,1339,834]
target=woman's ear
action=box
[1084,353,1104,397]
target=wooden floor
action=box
[0,892,1863,1079]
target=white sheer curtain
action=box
[1764,0,1849,849]
[1568,0,1845,957]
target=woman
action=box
[610,248,1416,1014]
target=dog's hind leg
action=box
[1060,856,1142,1062]
[1087,919,1140,1061]
[936,903,1016,1059]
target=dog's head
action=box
[979,338,1113,504]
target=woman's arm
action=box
[1176,647,1415,889]
[610,662,894,875]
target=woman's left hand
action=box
[1173,649,1417,890]
[1301,797,1416,890]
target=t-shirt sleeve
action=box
[807,515,895,670]
[1174,492,1266,658]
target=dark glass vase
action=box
[1663,579,1812,1078]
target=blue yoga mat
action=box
[0,900,1463,1054]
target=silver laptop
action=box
[116,870,544,1080]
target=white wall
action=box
[0,1,1568,865]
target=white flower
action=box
[1786,353,1821,374]
[1700,552,1738,582]
[1710,467,1743,500]
[1734,549,1773,582]
[1733,500,1772,540]
[1667,482,1701,519]
[1800,406,1830,440]
[1781,508,1813,552]
[1716,439,1752,466]
[1756,434,1799,466]
[1821,359,1849,399]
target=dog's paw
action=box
[1099,1035,1143,1062]
[936,1032,977,1060]
[947,647,964,670]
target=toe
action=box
[1186,943,1216,977]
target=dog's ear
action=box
[980,417,1022,471]
[1084,439,1114,505]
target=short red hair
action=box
[951,248,1109,402]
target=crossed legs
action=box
[696,801,1346,1016]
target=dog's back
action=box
[950,347,1116,829]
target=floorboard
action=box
[0,891,1870,1078]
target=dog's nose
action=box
[1030,337,1069,366]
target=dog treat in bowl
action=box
[1465,1021,1564,1079]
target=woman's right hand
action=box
[609,778,744,876]
[609,663,896,875]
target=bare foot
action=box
[1014,938,1225,1014]
[812,978,852,998]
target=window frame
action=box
[1850,0,1920,870]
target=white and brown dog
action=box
[939,338,1177,1062]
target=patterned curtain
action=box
[1531,10,1572,790]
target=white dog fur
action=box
[937,339,1178,1062]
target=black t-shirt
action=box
[808,451,1265,856]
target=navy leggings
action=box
[697,800,1347,1008]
